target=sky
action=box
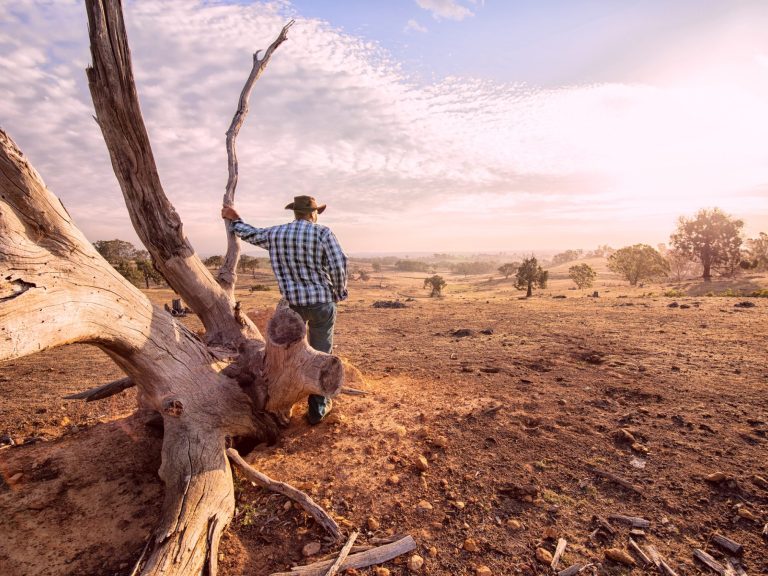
[1,0,767,256]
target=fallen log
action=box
[693,549,730,575]
[711,533,743,556]
[609,514,650,528]
[586,466,643,495]
[645,544,679,576]
[226,448,341,541]
[269,535,417,576]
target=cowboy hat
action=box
[285,195,326,214]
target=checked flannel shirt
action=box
[229,218,348,306]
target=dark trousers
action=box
[289,302,336,422]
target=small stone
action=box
[605,548,636,566]
[452,501,466,509]
[302,541,321,557]
[463,537,479,552]
[631,442,650,454]
[9,472,22,483]
[542,526,558,540]
[417,500,433,512]
[388,474,400,485]
[415,455,429,471]
[737,507,759,521]
[506,519,522,530]
[407,554,424,571]
[374,568,391,576]
[535,547,553,565]
[364,516,380,530]
[393,424,407,437]
[428,546,438,557]
[432,436,449,448]
[476,566,493,576]
[283,500,293,511]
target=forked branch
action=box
[219,20,295,295]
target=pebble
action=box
[428,546,438,557]
[476,567,493,576]
[407,554,424,571]
[374,568,391,576]
[535,547,553,565]
[417,500,433,511]
[367,516,380,530]
[506,519,522,530]
[463,538,480,552]
[605,548,636,566]
[301,541,321,557]
[388,474,400,485]
[452,501,466,510]
[415,455,429,471]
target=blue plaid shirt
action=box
[230,219,348,306]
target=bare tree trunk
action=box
[2,3,346,575]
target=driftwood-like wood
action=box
[711,533,743,555]
[64,377,134,401]
[1,3,353,576]
[646,545,680,576]
[551,538,567,569]
[693,549,731,575]
[269,535,417,576]
[323,530,358,576]
[218,21,295,295]
[592,515,616,535]
[609,514,650,528]
[586,466,643,495]
[226,448,341,541]
[628,537,651,566]
[557,565,585,576]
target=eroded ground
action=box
[1,273,767,575]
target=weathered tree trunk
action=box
[1,2,344,575]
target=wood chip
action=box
[711,533,743,556]
[693,549,728,575]
[608,513,650,528]
[551,538,567,570]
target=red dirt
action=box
[2,275,767,575]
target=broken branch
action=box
[64,377,134,401]
[323,530,358,576]
[226,447,341,541]
[586,465,643,495]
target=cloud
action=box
[404,19,428,34]
[414,0,474,22]
[1,1,767,254]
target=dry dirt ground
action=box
[1,268,767,576]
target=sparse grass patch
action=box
[664,289,686,297]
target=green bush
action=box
[249,284,271,292]
[750,289,768,297]
[664,289,686,297]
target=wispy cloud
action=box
[404,19,428,34]
[415,0,474,22]
[1,1,767,254]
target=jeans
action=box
[289,302,336,423]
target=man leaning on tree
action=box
[221,195,348,424]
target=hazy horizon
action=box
[2,0,767,255]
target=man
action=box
[221,195,348,424]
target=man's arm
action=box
[222,205,270,248]
[322,230,348,302]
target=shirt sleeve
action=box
[322,230,348,302]
[229,219,270,249]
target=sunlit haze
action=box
[2,0,767,255]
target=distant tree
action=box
[396,259,430,272]
[423,275,447,297]
[665,248,701,281]
[586,244,615,258]
[451,261,497,276]
[515,257,548,297]
[743,232,768,271]
[608,244,669,286]
[203,255,224,268]
[670,208,743,281]
[238,254,260,274]
[568,263,596,289]
[498,262,519,279]
[551,249,584,266]
[135,250,165,288]
[93,239,138,264]
[355,269,370,281]
[371,261,382,273]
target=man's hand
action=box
[221,205,240,220]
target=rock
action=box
[388,474,401,485]
[452,501,466,510]
[417,500,433,512]
[428,546,438,557]
[604,548,636,566]
[668,302,679,308]
[283,500,293,511]
[535,547,553,564]
[367,516,380,531]
[737,507,759,521]
[374,568,391,576]
[432,435,449,448]
[302,541,321,557]
[617,428,636,443]
[476,566,493,576]
[705,472,732,483]
[631,442,650,454]
[407,554,424,571]
[734,301,756,308]
[9,472,22,483]
[463,538,480,552]
[542,526,558,540]
[415,455,429,471]
[506,519,522,530]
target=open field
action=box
[2,269,767,575]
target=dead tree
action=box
[0,1,342,575]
